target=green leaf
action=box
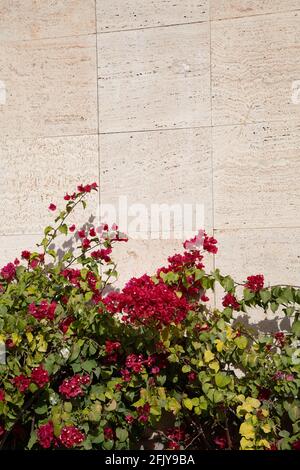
[27,431,37,449]
[270,302,279,313]
[213,390,224,403]
[103,439,114,450]
[260,290,271,303]
[64,402,72,413]
[182,365,191,373]
[222,276,234,292]
[35,404,48,415]
[44,226,54,236]
[292,320,300,337]
[234,336,248,350]
[194,269,205,281]
[116,428,128,442]
[215,372,231,388]
[58,224,68,236]
[284,306,295,317]
[243,288,255,301]
[81,359,97,373]
[183,398,193,410]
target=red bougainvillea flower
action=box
[222,293,240,310]
[69,224,76,232]
[201,294,209,302]
[268,443,278,450]
[137,403,151,423]
[104,427,114,440]
[165,250,204,272]
[183,229,205,250]
[89,227,96,237]
[77,182,98,193]
[59,426,85,448]
[87,271,98,291]
[195,323,210,332]
[105,340,121,355]
[245,274,264,292]
[188,372,197,382]
[104,274,190,328]
[0,425,5,438]
[5,339,14,349]
[82,238,91,250]
[28,300,57,321]
[48,203,56,211]
[21,250,31,260]
[125,354,145,373]
[214,436,227,449]
[125,415,134,424]
[31,365,49,388]
[59,315,75,334]
[59,374,90,399]
[203,233,218,254]
[168,441,180,450]
[0,389,5,401]
[37,421,54,449]
[12,374,30,393]
[292,440,300,450]
[0,262,16,282]
[61,268,81,287]
[167,427,185,443]
[120,369,131,382]
[29,259,39,270]
[14,258,20,266]
[78,229,85,239]
[274,332,285,347]
[91,248,112,263]
[258,387,272,401]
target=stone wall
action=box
[1,1,300,294]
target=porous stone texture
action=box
[1,1,299,292]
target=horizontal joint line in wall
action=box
[2,32,97,44]
[210,8,300,23]
[99,118,300,136]
[98,20,208,35]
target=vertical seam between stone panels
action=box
[209,1,217,308]
[94,0,102,277]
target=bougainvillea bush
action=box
[1,184,300,451]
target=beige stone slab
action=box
[214,228,300,286]
[0,35,97,138]
[98,23,210,132]
[0,0,95,41]
[99,128,213,236]
[0,135,99,235]
[214,228,300,330]
[108,238,214,289]
[213,121,300,229]
[211,0,300,20]
[97,0,209,32]
[0,234,42,267]
[211,11,300,125]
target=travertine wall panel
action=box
[97,0,209,31]
[215,228,300,286]
[0,0,95,40]
[211,0,300,20]
[0,0,299,292]
[100,128,213,234]
[0,35,97,138]
[0,135,99,235]
[213,121,300,229]
[211,11,300,125]
[98,22,210,132]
